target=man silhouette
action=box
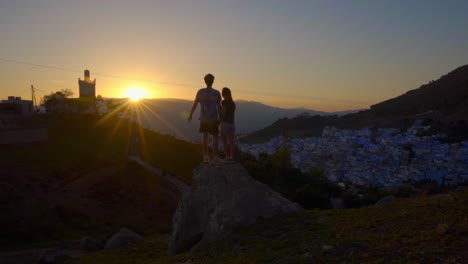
[188,73,222,163]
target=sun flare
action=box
[124,87,147,102]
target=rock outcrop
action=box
[168,163,302,255]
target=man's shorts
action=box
[220,122,235,134]
[199,120,219,135]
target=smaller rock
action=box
[302,251,313,260]
[80,236,102,252]
[104,228,144,250]
[38,249,71,264]
[322,245,335,251]
[375,195,395,206]
[330,197,344,209]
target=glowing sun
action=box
[124,87,147,102]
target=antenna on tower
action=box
[31,84,38,112]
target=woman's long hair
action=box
[222,87,233,102]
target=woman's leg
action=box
[221,132,229,158]
[228,131,235,159]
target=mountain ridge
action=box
[241,64,468,143]
[370,64,468,120]
[135,98,360,142]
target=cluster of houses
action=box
[0,70,100,143]
[0,96,35,115]
[0,70,97,115]
[239,121,468,188]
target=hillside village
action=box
[240,120,468,189]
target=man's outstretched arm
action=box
[188,101,198,121]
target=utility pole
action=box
[31,84,38,112]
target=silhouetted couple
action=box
[188,73,236,164]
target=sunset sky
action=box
[1,0,467,112]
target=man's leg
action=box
[202,132,209,157]
[213,134,219,157]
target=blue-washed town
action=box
[240,121,468,188]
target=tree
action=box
[270,141,292,169]
[60,88,73,98]
[40,88,74,106]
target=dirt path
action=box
[128,155,190,193]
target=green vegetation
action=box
[40,88,74,106]
[242,145,341,210]
[69,188,468,263]
[240,145,460,210]
[1,115,129,171]
[0,113,200,250]
[2,113,467,263]
[140,129,202,185]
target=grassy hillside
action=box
[2,114,466,263]
[140,129,201,185]
[0,114,202,250]
[69,188,467,263]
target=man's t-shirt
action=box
[195,87,221,122]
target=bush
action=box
[294,184,331,209]
[242,148,341,210]
[393,184,415,198]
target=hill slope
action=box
[242,64,468,143]
[70,188,468,263]
[371,64,468,120]
[1,114,466,263]
[0,114,201,250]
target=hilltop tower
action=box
[79,69,96,98]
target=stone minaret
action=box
[79,69,96,98]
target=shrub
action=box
[242,148,341,210]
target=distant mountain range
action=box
[241,64,468,143]
[136,98,360,142]
[134,64,467,143]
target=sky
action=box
[1,0,467,112]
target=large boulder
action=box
[168,163,302,255]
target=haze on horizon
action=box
[1,0,467,112]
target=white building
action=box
[1,96,34,114]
